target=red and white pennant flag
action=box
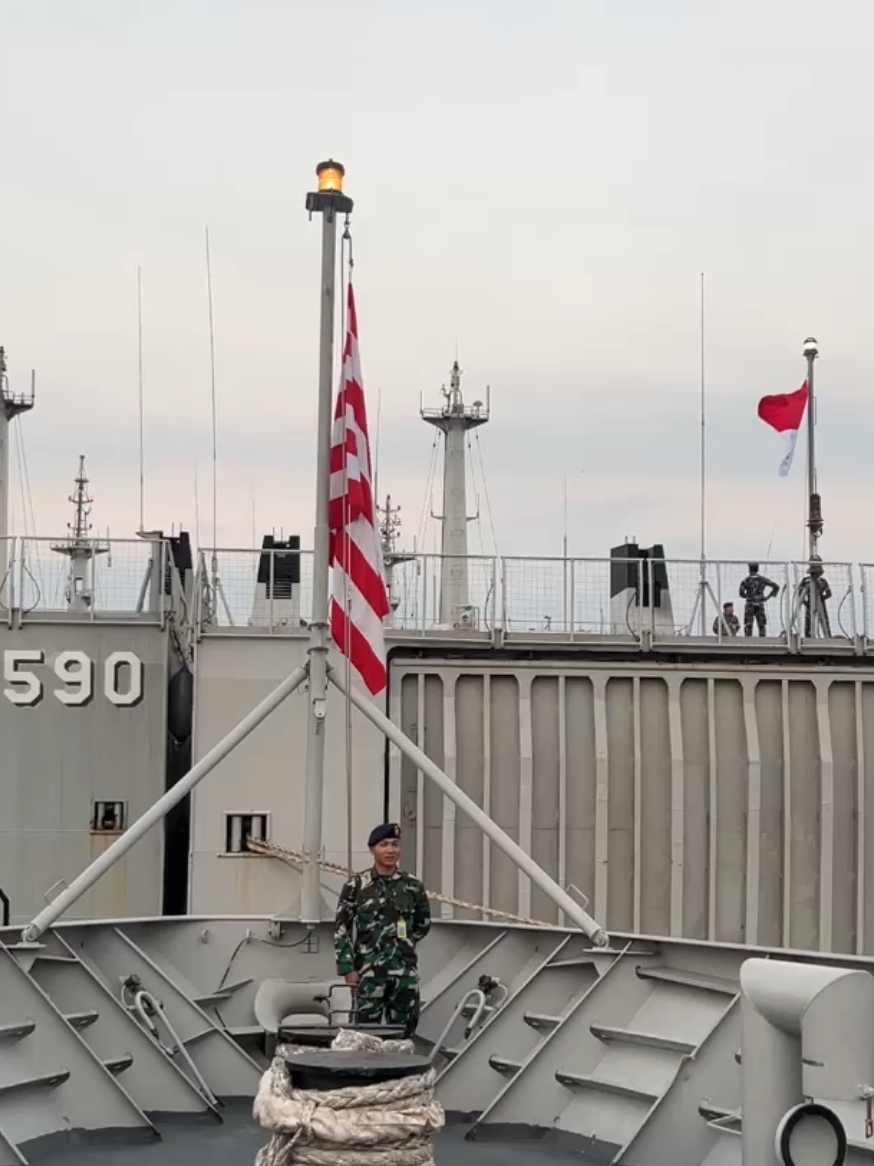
[328,284,391,695]
[757,382,809,478]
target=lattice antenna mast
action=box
[52,456,108,611]
[377,493,403,555]
[376,493,415,618]
[69,455,94,542]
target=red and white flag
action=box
[757,382,809,478]
[329,284,391,695]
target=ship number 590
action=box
[3,650,144,708]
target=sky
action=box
[2,0,874,579]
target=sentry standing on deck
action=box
[334,823,431,1036]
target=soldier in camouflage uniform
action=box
[334,822,431,1037]
[739,562,780,637]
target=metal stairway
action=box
[434,935,631,1119]
[450,947,746,1165]
[0,928,263,1163]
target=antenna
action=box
[699,271,705,562]
[205,227,218,555]
[137,267,145,533]
[50,456,108,611]
[373,384,382,501]
[193,463,201,548]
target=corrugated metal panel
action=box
[0,625,169,925]
[390,658,874,955]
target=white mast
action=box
[376,494,415,626]
[0,347,36,602]
[51,456,108,612]
[421,361,489,626]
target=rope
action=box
[254,1029,444,1166]
[245,836,554,929]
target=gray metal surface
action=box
[189,629,874,957]
[3,915,874,1161]
[0,623,170,926]
[53,1109,594,1166]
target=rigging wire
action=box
[466,433,484,554]
[415,435,439,552]
[137,266,145,532]
[473,432,498,555]
[13,414,44,602]
[205,227,219,562]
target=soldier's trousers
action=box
[355,967,420,1037]
[744,602,767,636]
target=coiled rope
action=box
[254,1029,444,1166]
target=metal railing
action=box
[195,548,498,635]
[196,549,865,649]
[501,555,859,646]
[0,536,175,624]
[2,535,867,651]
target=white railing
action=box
[195,548,498,635]
[196,549,864,649]
[2,535,866,650]
[0,536,173,623]
[502,555,859,646]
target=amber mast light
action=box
[316,159,345,194]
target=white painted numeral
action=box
[3,649,45,706]
[2,649,144,707]
[53,650,95,707]
[104,651,144,707]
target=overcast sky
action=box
[2,0,873,579]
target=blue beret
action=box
[368,822,401,848]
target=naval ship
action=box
[2,170,874,1164]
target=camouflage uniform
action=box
[798,570,832,637]
[334,867,431,1037]
[713,608,740,636]
[739,569,779,637]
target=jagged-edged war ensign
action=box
[328,283,391,694]
[758,382,810,477]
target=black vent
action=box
[257,535,301,598]
[164,530,193,596]
[610,541,669,608]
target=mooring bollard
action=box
[284,1047,432,1091]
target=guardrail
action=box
[2,536,867,650]
[195,548,498,634]
[196,548,869,650]
[0,535,175,624]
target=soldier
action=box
[712,601,740,637]
[334,822,431,1037]
[739,562,780,637]
[796,556,833,638]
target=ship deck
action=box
[55,1108,590,1166]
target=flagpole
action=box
[803,336,822,631]
[302,161,353,922]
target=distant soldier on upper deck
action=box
[713,601,740,637]
[739,563,779,637]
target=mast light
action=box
[306,159,353,216]
[317,160,345,194]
